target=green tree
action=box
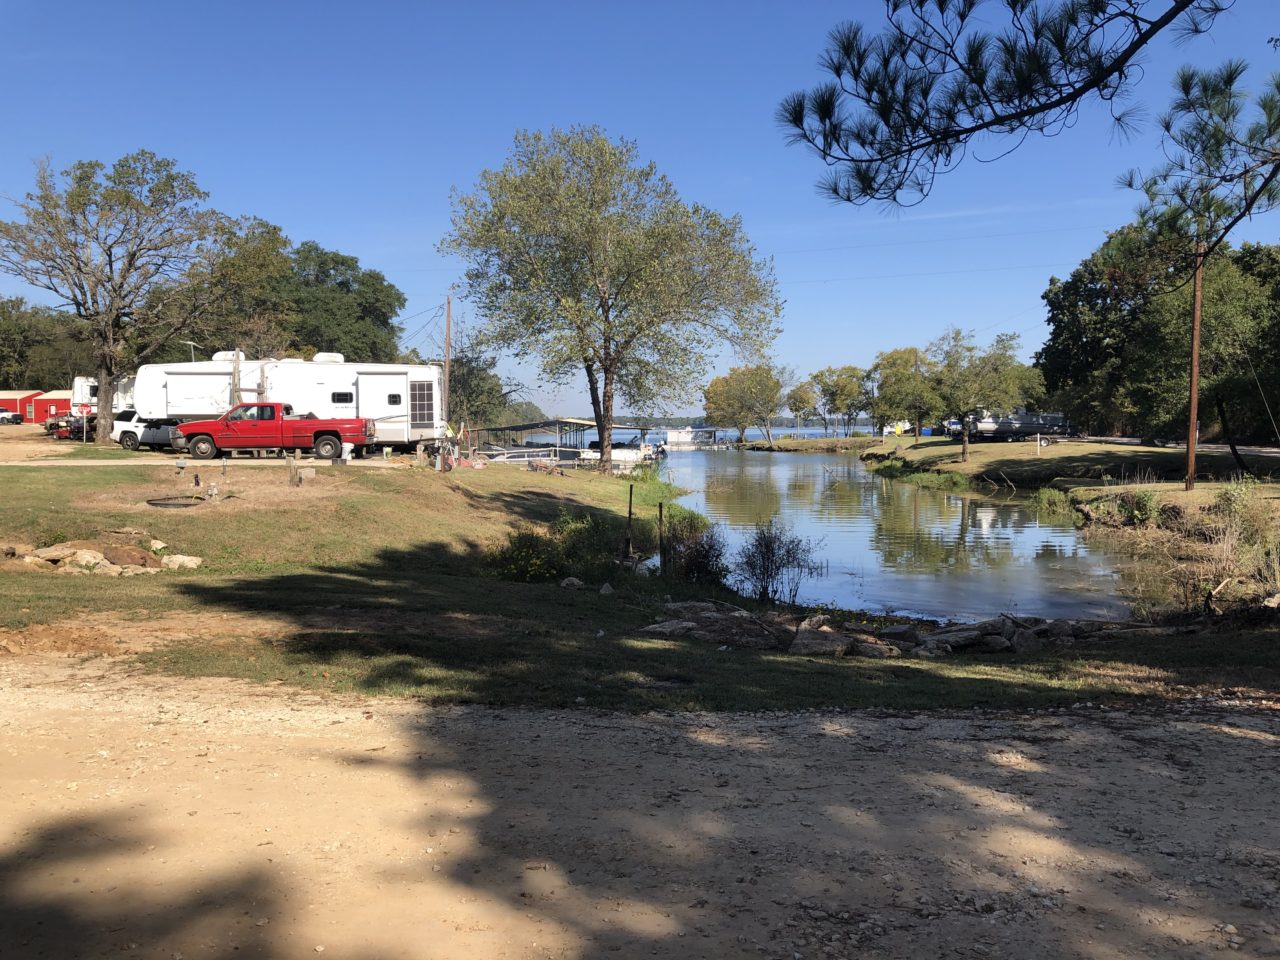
[0,151,221,440]
[784,381,819,428]
[871,347,939,438]
[0,297,92,391]
[1124,61,1280,488]
[442,126,780,471]
[286,241,406,361]
[779,1,1230,206]
[1037,225,1270,440]
[811,365,872,436]
[704,365,784,443]
[929,328,1042,462]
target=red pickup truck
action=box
[177,403,375,460]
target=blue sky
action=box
[2,1,1276,415]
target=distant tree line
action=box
[703,332,1040,460]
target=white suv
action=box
[111,410,178,451]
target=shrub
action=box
[1028,487,1072,518]
[662,505,728,585]
[489,525,566,582]
[1118,490,1159,527]
[732,519,822,605]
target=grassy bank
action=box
[3,461,1279,710]
[861,435,1280,489]
[742,436,878,454]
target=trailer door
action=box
[356,372,406,444]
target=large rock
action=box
[1044,619,1075,641]
[876,623,920,646]
[31,544,78,562]
[853,640,900,658]
[21,556,56,571]
[92,563,123,577]
[120,565,159,577]
[641,620,697,637]
[973,635,1012,653]
[67,549,106,569]
[102,545,160,569]
[160,554,203,571]
[1,543,34,558]
[927,628,982,649]
[1011,629,1044,654]
[559,576,584,590]
[663,601,718,618]
[790,632,850,657]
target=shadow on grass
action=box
[164,529,1280,711]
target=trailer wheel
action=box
[313,435,342,459]
[119,432,140,451]
[189,436,218,460]
[1039,436,1052,447]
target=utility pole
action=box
[1186,238,1205,492]
[443,295,452,424]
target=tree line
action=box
[0,151,536,434]
[703,330,1041,458]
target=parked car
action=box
[111,410,179,451]
[0,408,22,425]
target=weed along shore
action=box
[861,435,1280,611]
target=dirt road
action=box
[1,653,1277,960]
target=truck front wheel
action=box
[189,436,218,460]
[313,435,341,459]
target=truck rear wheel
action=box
[313,435,341,459]
[189,436,218,460]
[119,432,140,451]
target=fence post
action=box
[623,483,634,558]
[658,501,665,574]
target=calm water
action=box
[664,450,1135,621]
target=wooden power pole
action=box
[443,295,452,425]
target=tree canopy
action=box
[0,151,222,436]
[704,365,786,444]
[811,365,873,435]
[442,126,780,469]
[779,0,1232,206]
[929,328,1042,460]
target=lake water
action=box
[663,450,1135,621]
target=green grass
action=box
[862,436,1280,489]
[6,460,1280,711]
[742,436,878,453]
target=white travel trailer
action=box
[71,375,136,413]
[132,352,449,448]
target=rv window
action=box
[89,385,99,398]
[331,391,354,404]
[409,381,434,427]
[387,394,402,405]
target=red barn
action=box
[33,390,73,422]
[0,390,45,423]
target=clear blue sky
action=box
[2,1,1276,415]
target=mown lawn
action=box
[4,461,1280,711]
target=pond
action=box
[663,450,1142,621]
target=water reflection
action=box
[665,451,1131,621]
